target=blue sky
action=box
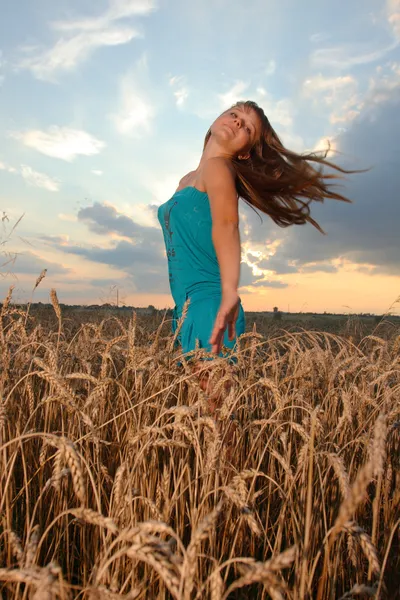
[0,0,399,313]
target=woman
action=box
[157,100,351,403]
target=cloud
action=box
[43,237,169,293]
[111,55,156,137]
[0,161,59,191]
[77,201,161,246]
[11,127,105,161]
[238,261,281,288]
[250,279,289,289]
[310,40,398,70]
[368,61,400,103]
[40,234,70,245]
[2,251,70,275]
[301,62,400,137]
[254,87,294,128]
[40,201,168,293]
[52,0,156,31]
[91,169,103,176]
[265,59,276,76]
[58,213,78,222]
[45,200,275,294]
[43,238,162,269]
[387,0,400,40]
[310,32,331,44]
[17,0,156,81]
[0,161,17,174]
[218,80,250,109]
[257,255,299,275]
[20,165,60,191]
[243,87,400,277]
[169,75,189,107]
[302,74,361,124]
[300,263,338,274]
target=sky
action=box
[0,0,399,314]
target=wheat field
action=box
[0,287,399,599]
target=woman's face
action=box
[210,105,262,157]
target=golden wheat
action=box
[0,298,399,598]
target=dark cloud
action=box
[300,263,338,273]
[40,235,70,245]
[58,239,164,269]
[257,256,299,274]
[251,279,288,289]
[78,202,161,246]
[239,261,266,287]
[239,262,287,288]
[1,250,70,276]
[42,203,268,294]
[240,89,400,276]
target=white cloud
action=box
[303,74,356,96]
[218,80,250,109]
[19,29,139,82]
[310,40,398,69]
[58,213,78,222]
[53,0,156,31]
[0,160,59,191]
[387,0,400,40]
[174,87,189,107]
[305,62,400,157]
[111,56,155,137]
[312,135,339,155]
[169,75,182,86]
[255,87,295,128]
[310,32,331,44]
[92,169,103,176]
[302,74,362,124]
[0,161,17,174]
[17,0,156,81]
[265,59,276,76]
[169,75,189,107]
[112,82,154,136]
[11,127,105,161]
[146,173,182,204]
[369,61,400,102]
[20,165,60,191]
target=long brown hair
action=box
[204,100,358,233]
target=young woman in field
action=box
[158,100,350,411]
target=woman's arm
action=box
[203,157,241,294]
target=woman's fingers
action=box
[209,311,225,344]
[228,321,235,341]
[211,329,224,354]
[209,302,239,351]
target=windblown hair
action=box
[204,100,358,233]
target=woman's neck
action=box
[197,138,233,170]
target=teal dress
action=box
[157,186,245,364]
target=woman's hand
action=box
[209,290,240,355]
